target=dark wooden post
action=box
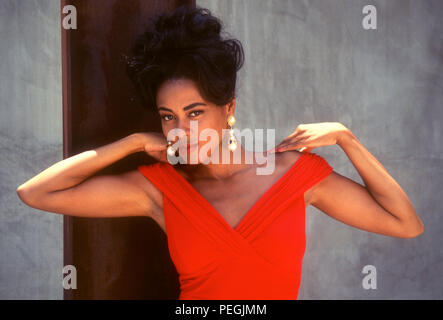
[61,0,195,299]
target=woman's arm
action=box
[16,133,167,218]
[310,128,424,238]
[273,122,424,238]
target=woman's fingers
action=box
[144,144,167,153]
[267,126,308,153]
[275,136,309,152]
[279,129,304,145]
[277,137,309,151]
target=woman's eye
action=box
[160,111,203,121]
[161,114,173,121]
[189,110,203,117]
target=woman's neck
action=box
[177,143,268,181]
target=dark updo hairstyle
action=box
[124,5,244,112]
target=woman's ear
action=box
[227,97,236,113]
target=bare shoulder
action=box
[275,150,304,168]
[121,169,163,211]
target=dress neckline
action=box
[163,152,309,234]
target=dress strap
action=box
[297,151,333,193]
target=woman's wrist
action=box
[124,133,146,153]
[335,124,355,148]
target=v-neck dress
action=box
[137,151,333,300]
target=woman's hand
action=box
[269,122,350,153]
[136,132,169,162]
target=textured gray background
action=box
[1,0,442,299]
[0,0,62,299]
[198,0,443,299]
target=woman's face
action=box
[156,78,235,164]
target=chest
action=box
[189,168,311,230]
[192,178,261,229]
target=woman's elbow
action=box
[16,184,37,207]
[402,222,425,238]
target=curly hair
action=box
[124,5,244,112]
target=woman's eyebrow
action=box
[158,102,207,113]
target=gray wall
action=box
[198,0,443,299]
[1,0,442,300]
[0,0,62,299]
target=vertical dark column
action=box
[61,0,195,299]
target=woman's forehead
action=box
[157,79,205,106]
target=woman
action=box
[16,5,424,300]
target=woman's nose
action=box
[169,126,189,145]
[177,119,196,138]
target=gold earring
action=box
[227,115,237,151]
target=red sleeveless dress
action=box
[137,151,333,300]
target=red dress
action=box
[137,151,333,300]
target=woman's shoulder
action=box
[279,149,331,167]
[275,150,333,182]
[275,150,304,168]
